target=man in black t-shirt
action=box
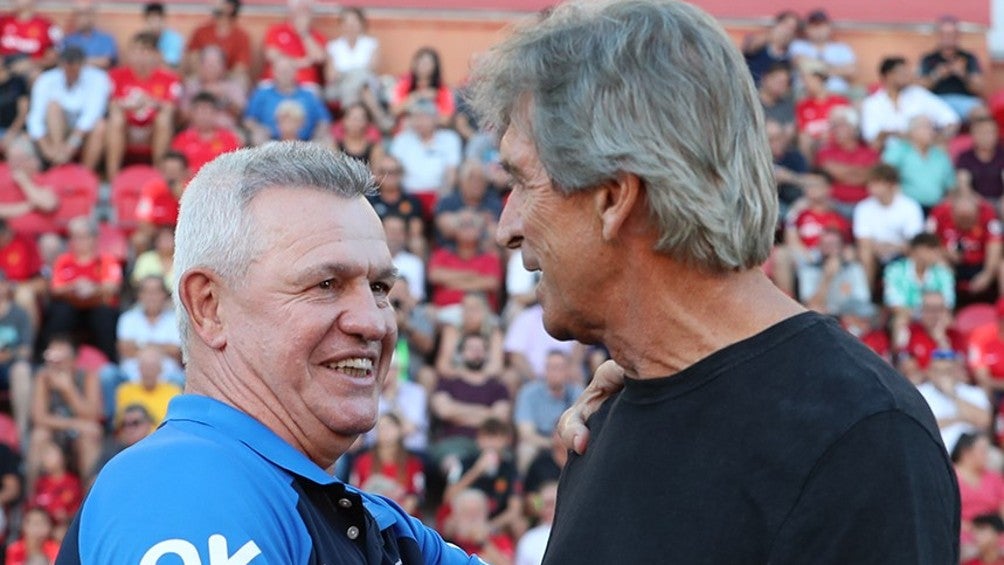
[471,1,960,563]
[920,15,984,121]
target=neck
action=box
[456,241,478,258]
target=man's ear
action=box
[178,269,227,350]
[594,172,644,242]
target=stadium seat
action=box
[111,164,160,233]
[75,344,110,374]
[952,303,998,344]
[98,222,130,263]
[8,164,99,237]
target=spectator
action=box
[62,0,117,69]
[183,0,252,88]
[513,350,583,470]
[882,115,955,209]
[27,337,102,488]
[883,232,955,330]
[741,11,798,86]
[179,46,247,134]
[953,433,1004,526]
[273,98,306,142]
[434,160,503,246]
[504,303,582,384]
[260,0,326,91]
[369,342,430,453]
[28,441,81,539]
[441,489,514,565]
[758,62,795,133]
[386,279,437,391]
[391,47,455,124]
[788,9,857,96]
[766,118,807,215]
[106,31,181,180]
[114,346,182,427]
[853,163,924,286]
[815,106,880,216]
[428,210,502,314]
[443,418,524,540]
[324,7,380,109]
[0,269,36,438]
[957,117,1004,204]
[435,292,504,386]
[920,16,985,121]
[42,216,122,362]
[861,56,959,149]
[897,290,965,370]
[27,46,109,171]
[5,507,59,565]
[917,349,991,455]
[243,56,331,146]
[133,153,188,252]
[796,227,870,315]
[0,57,27,153]
[964,513,1004,565]
[141,2,183,69]
[968,299,1004,395]
[389,99,463,215]
[0,217,44,331]
[333,102,384,166]
[384,215,424,302]
[349,412,425,516]
[794,58,849,160]
[781,170,851,264]
[522,432,566,508]
[515,481,557,565]
[169,91,241,174]
[368,154,427,256]
[429,332,510,462]
[2,136,58,218]
[0,0,60,80]
[927,192,1001,305]
[90,403,153,480]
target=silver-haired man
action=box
[57,142,485,564]
[474,1,958,563]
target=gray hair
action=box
[172,141,376,360]
[472,0,776,272]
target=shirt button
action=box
[338,498,352,508]
[346,526,360,540]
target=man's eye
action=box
[371,282,391,295]
[319,280,334,290]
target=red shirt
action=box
[50,252,123,290]
[351,451,425,498]
[904,322,965,370]
[0,234,41,282]
[968,323,1004,379]
[261,22,326,86]
[170,127,241,173]
[185,21,252,71]
[31,472,82,523]
[860,329,891,361]
[0,14,58,59]
[108,66,181,126]
[392,76,456,118]
[135,177,179,227]
[964,558,1004,565]
[5,539,60,565]
[795,95,849,139]
[787,207,850,249]
[428,249,502,311]
[958,469,1004,522]
[927,199,1003,268]
[815,142,880,204]
[453,534,514,561]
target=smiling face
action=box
[221,188,397,459]
[496,121,605,341]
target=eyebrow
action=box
[499,160,524,182]
[301,263,400,283]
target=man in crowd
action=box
[62,0,118,70]
[920,15,984,121]
[861,56,959,149]
[184,0,252,89]
[473,0,959,562]
[0,0,60,79]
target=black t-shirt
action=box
[459,451,519,519]
[0,74,28,130]
[956,147,1004,200]
[367,192,425,225]
[543,312,959,564]
[921,49,981,96]
[523,451,561,496]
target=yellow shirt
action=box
[115,382,182,426]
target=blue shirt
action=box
[62,30,118,66]
[57,394,483,565]
[882,138,955,207]
[245,85,332,141]
[158,28,184,67]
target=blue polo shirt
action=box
[57,394,484,564]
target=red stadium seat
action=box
[952,303,998,344]
[98,222,129,263]
[75,344,110,374]
[111,164,160,233]
[6,164,99,237]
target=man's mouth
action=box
[324,357,375,378]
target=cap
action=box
[806,9,829,24]
[408,98,439,117]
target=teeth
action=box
[329,358,374,372]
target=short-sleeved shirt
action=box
[882,258,956,312]
[108,66,181,126]
[244,85,331,141]
[135,177,179,227]
[882,138,956,208]
[428,249,501,311]
[852,193,924,247]
[0,234,41,281]
[62,29,118,66]
[921,49,981,97]
[458,452,520,519]
[261,23,326,86]
[114,381,182,426]
[795,95,849,139]
[367,192,425,225]
[904,322,965,370]
[514,381,583,437]
[0,14,59,59]
[434,377,509,440]
[185,21,252,71]
[968,324,1004,379]
[926,198,1002,268]
[169,127,241,173]
[50,252,123,290]
[391,78,455,118]
[788,39,856,94]
[116,305,180,349]
[815,142,880,204]
[956,147,1004,201]
[58,394,486,564]
[957,469,1004,522]
[390,129,463,195]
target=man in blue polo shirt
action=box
[57,142,484,564]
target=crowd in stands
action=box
[0,0,998,563]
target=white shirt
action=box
[27,65,110,139]
[853,192,924,247]
[504,304,578,379]
[116,305,182,382]
[393,250,426,302]
[917,381,991,453]
[390,128,462,194]
[326,35,378,74]
[516,524,552,565]
[788,39,856,94]
[860,85,960,143]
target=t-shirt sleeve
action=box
[767,411,958,564]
